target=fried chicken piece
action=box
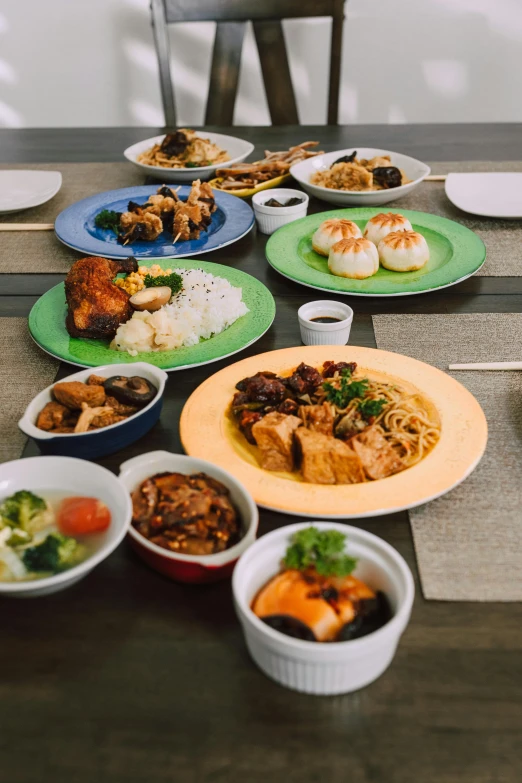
[36,401,70,431]
[172,210,191,241]
[65,256,138,340]
[53,381,106,410]
[119,211,163,242]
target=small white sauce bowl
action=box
[298,300,353,345]
[252,188,309,235]
[232,521,414,695]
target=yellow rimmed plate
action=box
[180,345,488,518]
[209,173,291,199]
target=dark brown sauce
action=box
[310,316,341,324]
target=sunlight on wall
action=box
[0,99,23,127]
[422,61,468,98]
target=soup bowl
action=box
[0,456,132,598]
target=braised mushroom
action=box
[129,286,171,312]
[261,615,317,642]
[103,376,157,407]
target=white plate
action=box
[0,170,62,214]
[290,147,430,206]
[124,132,255,182]
[445,172,522,219]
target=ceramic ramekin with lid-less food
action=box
[18,363,168,460]
[119,450,259,584]
[252,188,309,235]
[233,521,414,695]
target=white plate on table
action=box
[290,147,430,206]
[124,132,255,182]
[445,172,522,219]
[0,170,62,213]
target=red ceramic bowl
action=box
[119,450,259,584]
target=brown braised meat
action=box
[251,411,302,472]
[295,428,365,485]
[53,381,106,409]
[299,403,335,437]
[237,409,264,445]
[36,401,71,431]
[65,256,138,339]
[278,398,299,416]
[286,363,323,395]
[322,361,357,379]
[235,372,287,405]
[349,426,403,480]
[131,471,240,555]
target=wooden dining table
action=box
[1,124,521,783]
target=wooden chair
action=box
[150,0,345,126]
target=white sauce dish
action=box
[252,188,309,235]
[298,300,354,346]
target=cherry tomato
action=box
[58,497,111,536]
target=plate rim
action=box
[265,206,486,296]
[0,170,62,213]
[180,344,488,518]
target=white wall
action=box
[0,0,521,128]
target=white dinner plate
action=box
[445,172,522,219]
[124,132,255,182]
[0,170,62,213]
[289,147,430,206]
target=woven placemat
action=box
[373,312,522,602]
[0,163,145,274]
[398,161,522,277]
[0,318,59,462]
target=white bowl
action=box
[124,132,255,183]
[0,456,132,597]
[252,188,309,235]
[233,521,414,695]
[119,450,259,583]
[290,147,430,206]
[0,170,62,214]
[298,300,354,346]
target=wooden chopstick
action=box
[0,223,54,231]
[449,361,522,371]
[424,175,447,182]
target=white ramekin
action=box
[298,300,354,345]
[252,188,309,235]
[232,521,414,695]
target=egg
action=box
[312,218,362,257]
[363,212,412,246]
[328,237,379,280]
[378,230,430,272]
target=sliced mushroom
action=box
[103,376,157,407]
[74,403,114,433]
[130,286,171,312]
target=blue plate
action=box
[54,185,255,260]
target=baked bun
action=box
[363,212,412,246]
[312,218,362,257]
[328,237,379,280]
[378,230,429,272]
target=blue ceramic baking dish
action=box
[18,362,168,460]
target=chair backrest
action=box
[150,0,345,127]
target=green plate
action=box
[29,259,275,370]
[266,208,486,296]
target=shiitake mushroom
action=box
[337,591,392,642]
[103,376,157,408]
[261,614,317,642]
[331,151,357,167]
[372,166,403,189]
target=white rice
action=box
[111,268,249,356]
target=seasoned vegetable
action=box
[142,271,183,294]
[0,490,52,536]
[322,368,370,409]
[358,398,388,420]
[282,527,358,578]
[22,532,86,574]
[94,209,122,233]
[58,497,111,537]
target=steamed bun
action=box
[312,218,362,257]
[378,230,429,272]
[363,212,412,246]
[328,237,379,280]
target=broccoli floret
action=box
[143,271,183,294]
[0,490,51,535]
[22,533,86,574]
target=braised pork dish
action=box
[94,180,217,245]
[231,361,440,485]
[310,151,410,192]
[131,472,241,555]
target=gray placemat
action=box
[0,318,59,462]
[373,312,522,602]
[397,161,522,277]
[0,163,145,274]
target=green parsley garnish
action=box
[358,398,388,420]
[143,271,183,294]
[94,209,122,233]
[323,367,369,409]
[185,161,209,168]
[283,527,358,578]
